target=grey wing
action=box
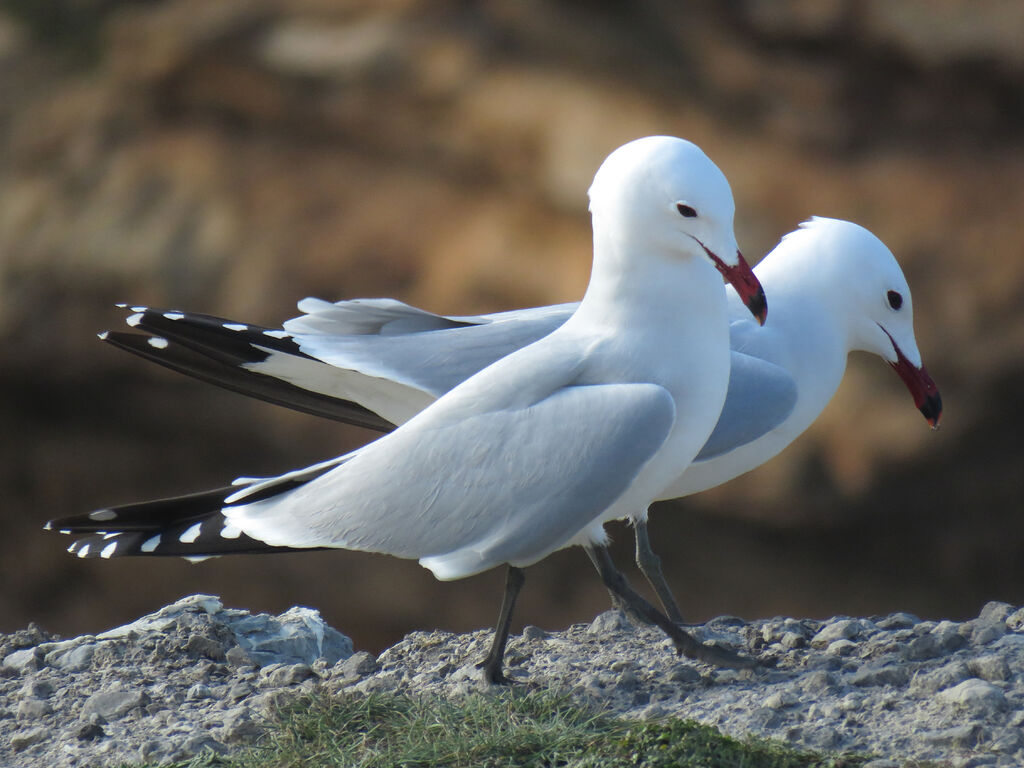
[693,351,798,461]
[283,298,486,336]
[287,303,577,398]
[225,380,675,580]
[284,297,579,337]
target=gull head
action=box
[587,136,766,324]
[796,217,942,427]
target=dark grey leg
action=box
[477,565,526,684]
[634,520,684,623]
[586,544,755,670]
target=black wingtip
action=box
[101,329,396,431]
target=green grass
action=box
[152,689,869,768]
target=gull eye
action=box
[887,290,903,310]
[676,203,698,218]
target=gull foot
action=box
[676,640,757,670]
[476,659,513,685]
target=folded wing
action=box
[694,352,798,461]
[225,378,676,579]
[105,301,574,426]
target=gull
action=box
[96,216,941,622]
[50,136,769,682]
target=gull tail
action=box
[46,458,345,560]
[103,305,396,431]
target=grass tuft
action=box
[142,689,871,768]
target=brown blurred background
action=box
[1,0,1022,654]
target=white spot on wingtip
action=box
[89,509,117,522]
[43,521,52,530]
[59,529,71,535]
[100,542,117,558]
[147,336,169,350]
[163,312,185,321]
[97,331,110,341]
[263,330,291,339]
[141,535,161,553]
[115,303,128,309]
[130,306,147,313]
[126,313,144,327]
[224,323,248,332]
[224,488,246,504]
[179,523,203,544]
[221,522,242,539]
[77,543,91,558]
[101,532,120,540]
[184,555,213,563]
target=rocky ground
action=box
[3,0,1024,650]
[2,596,1023,767]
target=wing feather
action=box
[693,351,798,461]
[226,380,674,579]
[288,304,575,398]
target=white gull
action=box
[52,136,768,680]
[96,217,940,622]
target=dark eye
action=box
[887,290,903,310]
[676,203,698,218]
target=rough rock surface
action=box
[2,596,1023,767]
[0,596,352,766]
[4,0,1024,657]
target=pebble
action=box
[587,610,633,634]
[76,721,105,741]
[971,620,1008,646]
[801,669,839,694]
[826,638,856,656]
[1007,608,1024,631]
[19,679,53,699]
[217,705,265,744]
[522,625,550,641]
[923,724,982,748]
[332,650,379,684]
[904,632,942,660]
[81,689,148,720]
[2,648,40,673]
[226,681,255,702]
[186,683,213,700]
[763,689,797,709]
[17,699,52,719]
[260,662,314,688]
[780,631,805,649]
[932,620,969,653]
[10,726,51,751]
[848,663,910,688]
[979,602,1014,623]
[938,679,1007,713]
[44,642,96,672]
[910,660,971,693]
[811,618,861,647]
[668,665,700,683]
[969,654,1011,682]
[1,595,1023,767]
[876,612,919,630]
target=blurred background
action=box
[1,0,1022,653]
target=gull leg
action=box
[477,565,526,684]
[607,592,636,618]
[586,545,755,670]
[634,520,685,623]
